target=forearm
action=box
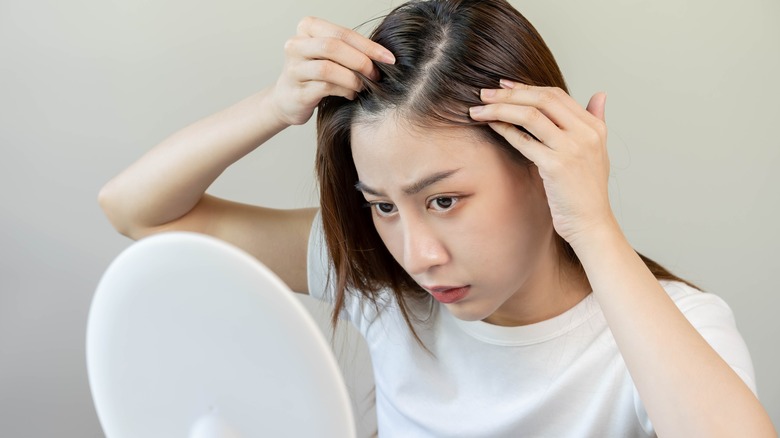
[573,219,776,437]
[99,87,289,237]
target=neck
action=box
[482,240,591,327]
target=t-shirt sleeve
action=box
[663,281,757,394]
[306,209,335,303]
[306,211,384,329]
[634,281,759,433]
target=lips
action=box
[424,285,470,304]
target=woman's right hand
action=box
[100,16,394,291]
[270,16,396,126]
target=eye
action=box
[370,201,397,217]
[428,196,458,212]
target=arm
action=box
[471,81,777,436]
[575,216,774,437]
[98,16,395,293]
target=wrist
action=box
[567,214,627,261]
[258,86,294,131]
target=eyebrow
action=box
[355,168,462,197]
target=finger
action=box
[586,92,607,122]
[496,79,582,114]
[469,103,567,149]
[296,59,365,93]
[301,80,358,101]
[480,81,591,132]
[297,16,395,64]
[286,36,379,81]
[488,122,551,166]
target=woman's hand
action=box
[270,16,396,126]
[471,81,778,437]
[469,80,614,250]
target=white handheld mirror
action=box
[86,232,356,438]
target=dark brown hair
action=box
[316,0,696,342]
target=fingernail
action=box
[481,89,496,98]
[469,106,485,115]
[499,79,516,89]
[380,51,396,64]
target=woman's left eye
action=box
[428,196,458,211]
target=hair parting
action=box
[315,0,698,349]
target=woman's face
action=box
[351,117,564,325]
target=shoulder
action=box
[659,280,734,321]
[305,210,395,324]
[658,280,743,343]
[659,280,757,394]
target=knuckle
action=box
[499,88,517,101]
[352,75,363,91]
[314,81,332,95]
[521,106,541,122]
[551,87,567,98]
[303,81,330,99]
[584,127,602,146]
[321,37,338,54]
[493,105,511,120]
[314,61,331,78]
[358,56,374,75]
[297,16,315,34]
[332,27,350,42]
[538,89,556,104]
[283,37,297,55]
[514,128,534,143]
[537,87,566,104]
[570,139,588,157]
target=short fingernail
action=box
[499,79,516,89]
[380,51,396,64]
[469,106,485,116]
[481,89,496,98]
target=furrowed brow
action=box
[355,168,461,198]
[402,169,460,195]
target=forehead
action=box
[350,118,498,181]
[351,115,496,168]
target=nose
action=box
[401,216,450,276]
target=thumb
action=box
[586,91,607,121]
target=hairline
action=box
[351,106,531,170]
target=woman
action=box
[99,0,776,436]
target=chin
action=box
[443,302,495,322]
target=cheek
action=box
[372,218,404,263]
[473,183,553,267]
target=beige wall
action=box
[1,0,777,435]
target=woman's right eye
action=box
[371,202,397,217]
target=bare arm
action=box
[576,219,776,437]
[98,87,288,239]
[99,17,395,293]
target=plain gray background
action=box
[1,0,778,435]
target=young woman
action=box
[99,0,776,436]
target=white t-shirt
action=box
[307,213,757,437]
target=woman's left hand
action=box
[469,80,616,250]
[470,84,779,438]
